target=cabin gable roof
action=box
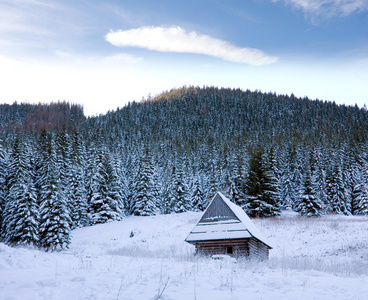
[199,192,239,223]
[185,192,272,249]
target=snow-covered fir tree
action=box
[326,162,350,215]
[38,135,71,251]
[131,150,157,216]
[356,170,368,215]
[291,148,304,208]
[358,184,368,215]
[295,165,323,216]
[279,147,297,209]
[312,149,327,212]
[171,162,191,213]
[244,146,280,217]
[262,147,281,208]
[68,130,89,227]
[55,130,72,203]
[350,167,363,215]
[191,175,206,211]
[228,153,246,207]
[0,140,8,241]
[1,139,39,247]
[68,165,89,228]
[90,151,123,223]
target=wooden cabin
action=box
[185,192,272,260]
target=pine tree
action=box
[191,175,206,211]
[356,170,368,215]
[295,165,323,216]
[55,130,73,226]
[1,138,39,246]
[131,150,157,216]
[358,181,368,215]
[326,162,349,215]
[279,171,295,210]
[68,165,89,228]
[312,149,327,212]
[291,149,304,208]
[228,154,246,207]
[121,170,135,215]
[350,167,363,215]
[90,151,123,223]
[38,134,72,251]
[262,147,281,208]
[172,163,190,213]
[68,129,89,227]
[0,140,8,241]
[245,146,281,217]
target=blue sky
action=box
[0,0,367,115]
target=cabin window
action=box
[227,246,233,254]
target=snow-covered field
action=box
[1,211,368,300]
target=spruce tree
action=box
[350,167,363,215]
[90,151,123,223]
[326,162,349,215]
[295,165,323,216]
[131,150,157,216]
[38,135,71,251]
[191,175,206,211]
[279,146,299,209]
[0,141,8,241]
[244,146,280,217]
[356,171,368,215]
[2,138,39,246]
[68,165,89,228]
[313,151,327,212]
[69,129,89,227]
[358,182,368,215]
[171,163,190,213]
[262,147,281,209]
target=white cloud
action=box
[105,26,278,66]
[273,0,368,18]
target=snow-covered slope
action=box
[1,212,368,300]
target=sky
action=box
[0,0,367,116]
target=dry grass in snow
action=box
[1,211,368,299]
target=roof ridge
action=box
[185,192,272,249]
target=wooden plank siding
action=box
[195,237,269,260]
[186,192,272,260]
[195,238,249,257]
[248,238,269,261]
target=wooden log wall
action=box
[195,238,269,260]
[195,239,249,257]
[248,238,269,260]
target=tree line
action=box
[1,86,368,251]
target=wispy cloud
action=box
[0,0,91,55]
[273,0,368,19]
[0,0,62,34]
[105,26,278,66]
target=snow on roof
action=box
[185,220,252,242]
[185,192,272,248]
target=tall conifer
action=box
[38,134,71,251]
[2,138,39,246]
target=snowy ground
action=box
[1,211,368,300]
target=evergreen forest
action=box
[1,86,368,251]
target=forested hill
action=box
[1,86,368,251]
[86,86,368,150]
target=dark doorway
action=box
[227,246,233,254]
